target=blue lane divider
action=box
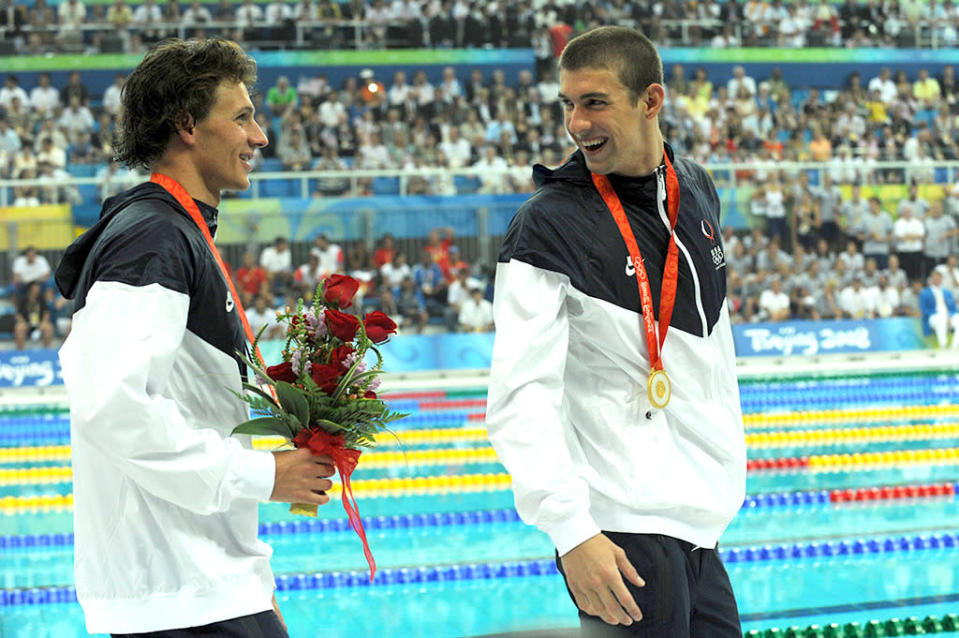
[5,482,958,553]
[4,530,958,605]
[722,531,959,564]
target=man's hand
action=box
[270,449,335,505]
[272,593,287,632]
[560,533,645,626]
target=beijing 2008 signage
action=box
[0,350,62,387]
[731,318,925,357]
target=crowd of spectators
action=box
[5,5,959,346]
[3,0,959,55]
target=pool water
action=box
[1,367,959,637]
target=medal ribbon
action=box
[590,151,680,373]
[149,173,277,401]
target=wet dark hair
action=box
[113,38,257,171]
[558,26,663,102]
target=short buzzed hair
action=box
[559,26,663,102]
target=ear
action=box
[641,84,666,120]
[174,112,197,146]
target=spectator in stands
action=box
[727,65,757,98]
[57,0,86,47]
[395,275,428,332]
[838,239,865,275]
[914,68,942,107]
[872,273,900,318]
[0,118,21,170]
[792,188,821,251]
[898,183,931,219]
[857,196,894,268]
[439,125,472,168]
[246,294,281,339]
[474,145,509,193]
[277,126,311,171]
[0,75,27,111]
[923,201,957,274]
[893,202,926,280]
[37,161,82,205]
[868,67,898,104]
[181,0,213,25]
[293,253,322,295]
[936,254,959,297]
[920,269,959,348]
[839,276,873,319]
[235,0,263,29]
[310,233,343,276]
[11,171,40,207]
[12,246,52,295]
[381,250,411,289]
[458,285,493,332]
[759,276,791,321]
[839,183,870,241]
[445,266,474,331]
[14,281,54,350]
[373,234,395,268]
[102,74,125,117]
[58,95,95,144]
[106,0,134,32]
[413,249,446,317]
[60,70,89,107]
[266,76,297,116]
[813,279,843,320]
[28,72,60,117]
[132,0,162,39]
[234,251,268,306]
[259,236,293,294]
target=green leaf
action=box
[241,382,280,409]
[274,381,310,428]
[233,416,295,438]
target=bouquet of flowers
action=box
[233,274,405,578]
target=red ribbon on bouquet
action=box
[293,428,375,580]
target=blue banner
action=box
[731,318,925,357]
[0,350,63,388]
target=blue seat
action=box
[77,184,99,206]
[260,157,283,172]
[454,175,480,194]
[260,179,295,198]
[372,177,400,195]
[66,164,96,178]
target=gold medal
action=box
[647,369,671,409]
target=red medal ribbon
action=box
[149,173,276,401]
[590,150,680,374]
[293,429,375,580]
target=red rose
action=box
[363,390,377,399]
[363,311,397,344]
[325,308,360,342]
[310,363,343,395]
[324,274,360,308]
[266,362,296,383]
[329,344,355,370]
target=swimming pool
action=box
[1,362,959,637]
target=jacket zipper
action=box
[656,167,708,337]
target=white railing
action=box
[1,160,958,206]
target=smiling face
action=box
[559,66,660,177]
[191,80,268,203]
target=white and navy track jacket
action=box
[55,182,277,633]
[486,147,746,556]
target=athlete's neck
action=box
[151,159,220,208]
